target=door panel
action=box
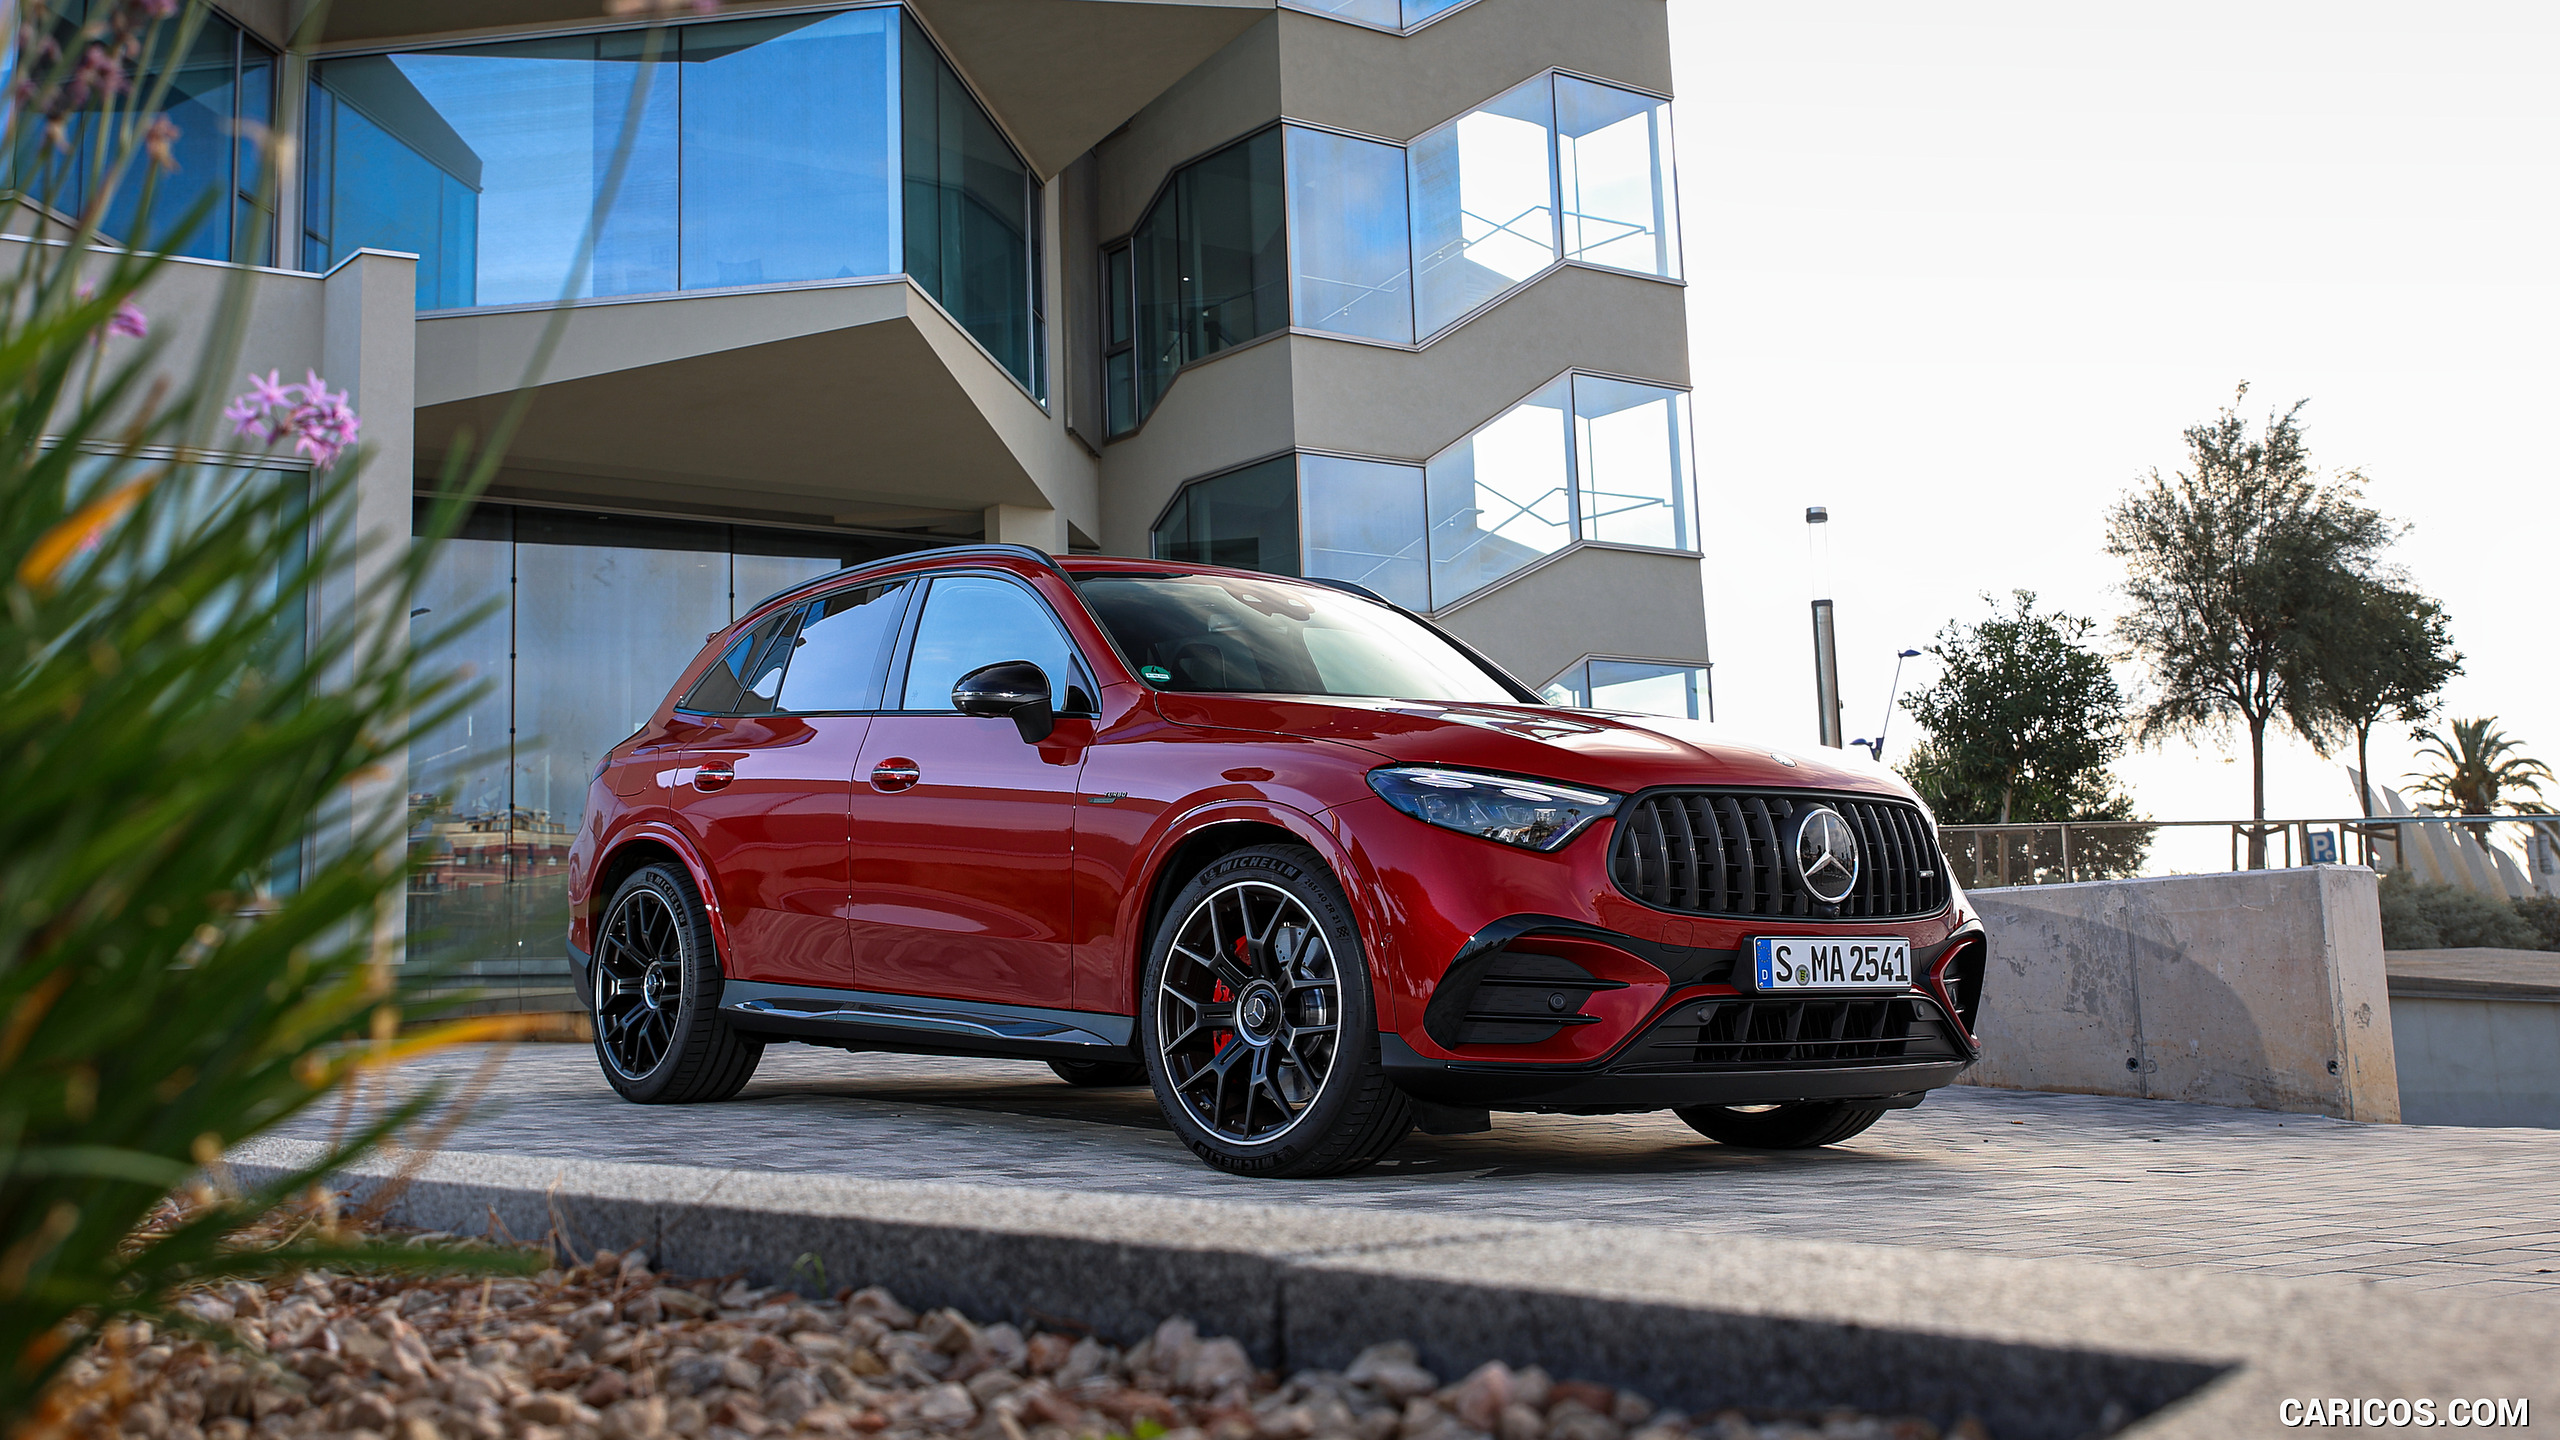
[678,714,869,988]
[848,716,1087,1008]
[674,578,914,988]
[848,572,1094,1010]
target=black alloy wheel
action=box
[1672,1100,1888,1149]
[590,863,762,1104]
[1048,1058,1149,1087]
[1140,845,1410,1177]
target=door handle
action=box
[692,762,734,792]
[870,758,921,793]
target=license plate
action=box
[1750,936,1912,993]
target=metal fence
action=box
[1935,814,2553,889]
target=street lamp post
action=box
[1807,506,1842,748]
[1852,649,1925,762]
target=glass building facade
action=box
[7,5,276,263]
[1105,73,1676,434]
[1279,0,1475,34]
[302,8,1043,391]
[1542,657,1713,721]
[406,504,934,1000]
[1150,372,1695,613]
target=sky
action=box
[1666,0,2560,862]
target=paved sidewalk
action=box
[286,1043,2560,1305]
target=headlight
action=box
[1366,766,1620,852]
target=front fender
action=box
[1104,797,1398,1025]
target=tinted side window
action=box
[680,609,795,714]
[899,575,1083,711]
[775,580,912,712]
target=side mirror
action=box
[952,660,1054,744]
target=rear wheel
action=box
[1140,845,1411,1177]
[1048,1058,1149,1087]
[590,863,763,1104]
[1673,1100,1887,1149]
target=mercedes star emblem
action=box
[1790,805,1862,905]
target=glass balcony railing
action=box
[301,5,1043,394]
[1150,370,1697,614]
[1105,72,1678,435]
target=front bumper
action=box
[1386,971,1979,1113]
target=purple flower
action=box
[225,370,363,470]
[107,301,147,339]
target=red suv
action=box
[565,546,1985,1177]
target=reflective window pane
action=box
[96,15,239,260]
[303,8,1032,367]
[1105,349,1137,437]
[1279,0,1400,26]
[1572,376,1693,550]
[1150,456,1300,577]
[776,580,912,712]
[1409,75,1556,335]
[1178,128,1287,362]
[900,14,1034,387]
[900,575,1081,709]
[1556,76,1679,278]
[1300,454,1427,611]
[1539,664,1587,707]
[514,511,731,820]
[1287,126,1411,343]
[1426,376,1573,607]
[1400,0,1474,23]
[1587,659,1710,720]
[687,11,896,290]
[1129,128,1286,423]
[682,613,780,714]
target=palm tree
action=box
[2407,717,2554,839]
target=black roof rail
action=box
[741,542,1070,618]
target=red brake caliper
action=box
[1211,934,1249,1055]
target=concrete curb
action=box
[231,1139,2549,1440]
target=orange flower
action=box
[16,476,154,593]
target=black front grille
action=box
[1617,995,1966,1073]
[1610,791,1949,920]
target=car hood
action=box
[1150,693,1925,802]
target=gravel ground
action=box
[39,1235,1992,1440]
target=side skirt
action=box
[719,980,1136,1063]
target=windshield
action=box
[1075,574,1525,703]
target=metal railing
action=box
[1935,813,2554,889]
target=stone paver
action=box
[288,1042,2560,1304]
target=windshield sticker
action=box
[1140,665,1171,684]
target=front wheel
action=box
[1673,1100,1887,1149]
[1139,845,1411,1177]
[590,863,763,1104]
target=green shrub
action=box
[2511,894,2560,951]
[2376,872,2549,951]
[0,4,540,1421]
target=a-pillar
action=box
[984,503,1067,555]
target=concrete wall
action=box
[1964,866,2400,1122]
[1434,543,1710,690]
[2390,996,2560,1127]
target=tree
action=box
[2106,386,2400,866]
[2300,581,2460,818]
[1899,591,2149,881]
[2407,717,2553,839]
